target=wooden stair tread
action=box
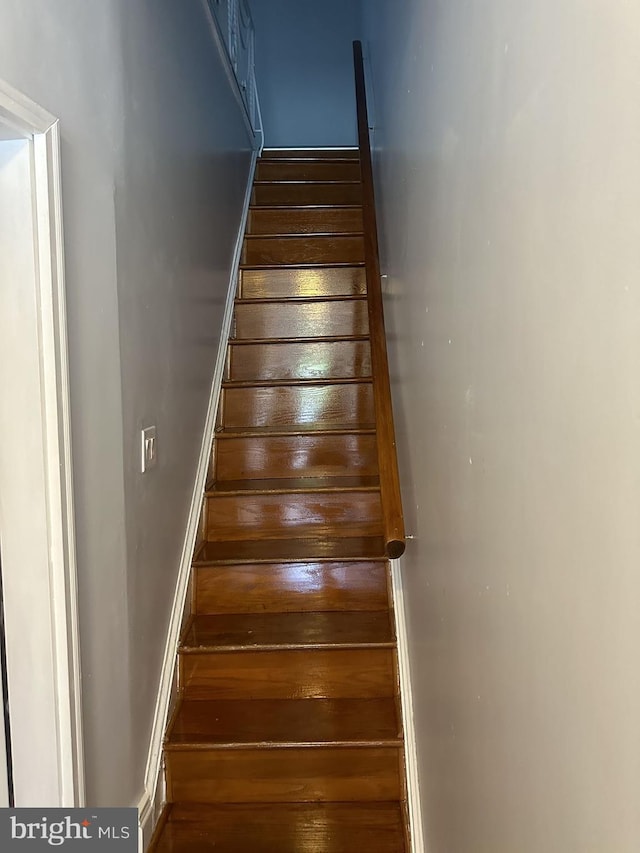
[255,163,361,182]
[152,802,406,853]
[194,537,387,565]
[253,180,361,186]
[240,262,365,271]
[241,262,365,270]
[248,204,362,211]
[252,184,362,207]
[206,476,380,495]
[222,377,372,389]
[234,294,365,305]
[181,611,394,651]
[166,698,401,748]
[258,159,360,166]
[260,155,360,163]
[244,232,365,239]
[247,209,364,238]
[206,525,385,546]
[239,266,367,299]
[193,561,389,615]
[225,342,372,383]
[232,297,368,340]
[213,431,377,481]
[257,161,360,169]
[262,148,360,158]
[228,334,370,344]
[242,235,364,267]
[220,384,374,430]
[215,423,375,437]
[248,204,363,211]
[229,338,370,351]
[204,489,382,542]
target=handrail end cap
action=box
[386,539,406,560]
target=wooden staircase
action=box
[149,147,410,852]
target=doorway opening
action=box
[0,83,84,806]
[0,548,14,807]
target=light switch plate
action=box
[141,425,157,473]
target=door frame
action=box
[0,79,84,806]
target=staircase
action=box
[149,147,410,852]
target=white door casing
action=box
[0,81,84,806]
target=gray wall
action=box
[251,0,361,148]
[363,1,640,851]
[0,0,253,807]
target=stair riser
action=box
[247,208,364,236]
[215,434,378,481]
[242,235,364,266]
[234,301,369,339]
[252,183,362,206]
[194,562,389,615]
[180,648,396,700]
[240,267,367,299]
[194,536,388,565]
[256,161,361,182]
[227,341,371,382]
[220,383,375,429]
[205,492,382,541]
[167,747,401,804]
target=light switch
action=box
[141,425,157,473]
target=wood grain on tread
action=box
[242,234,364,266]
[151,802,406,853]
[247,207,364,236]
[226,339,371,382]
[166,697,400,747]
[214,422,375,435]
[204,489,382,542]
[233,298,368,339]
[213,433,378,481]
[219,382,374,429]
[194,560,389,614]
[240,266,366,299]
[166,746,402,803]
[180,647,396,700]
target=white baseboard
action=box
[137,146,258,847]
[391,557,426,853]
[137,772,163,851]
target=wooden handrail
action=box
[353,40,406,560]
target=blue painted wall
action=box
[250,0,362,148]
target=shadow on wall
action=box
[250,0,362,148]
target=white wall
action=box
[363,2,640,851]
[250,0,361,148]
[0,0,253,807]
